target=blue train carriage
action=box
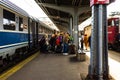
[0,0,53,68]
[0,0,45,68]
[0,0,33,67]
[0,0,30,61]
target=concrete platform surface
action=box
[7,53,89,80]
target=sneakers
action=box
[63,53,68,55]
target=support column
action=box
[69,17,73,36]
[73,8,79,51]
[88,5,98,77]
[87,0,109,80]
[97,5,104,80]
[102,5,109,79]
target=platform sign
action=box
[90,0,109,6]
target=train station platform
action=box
[0,52,89,80]
[0,50,119,80]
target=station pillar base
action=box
[85,74,114,80]
[76,53,86,61]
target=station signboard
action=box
[90,0,109,6]
[90,0,115,6]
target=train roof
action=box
[0,0,29,17]
[29,15,53,30]
[39,21,54,30]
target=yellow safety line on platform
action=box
[0,52,39,80]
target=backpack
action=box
[56,38,60,45]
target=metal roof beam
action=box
[54,21,69,27]
[38,3,91,16]
[78,6,91,15]
[38,3,73,14]
[56,25,68,31]
[48,15,69,23]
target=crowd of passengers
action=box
[39,30,73,54]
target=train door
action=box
[28,18,36,50]
[31,21,39,49]
[28,18,31,50]
[119,18,120,41]
[36,22,39,47]
[114,18,120,41]
[31,21,36,48]
[28,19,39,50]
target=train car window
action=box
[108,19,115,27]
[108,20,111,27]
[111,20,115,26]
[19,17,23,31]
[40,26,42,33]
[115,19,119,27]
[39,26,41,33]
[29,19,32,32]
[41,27,43,33]
[3,9,15,30]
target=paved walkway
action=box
[7,53,89,80]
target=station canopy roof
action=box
[7,0,120,31]
[8,0,91,31]
[35,0,91,31]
